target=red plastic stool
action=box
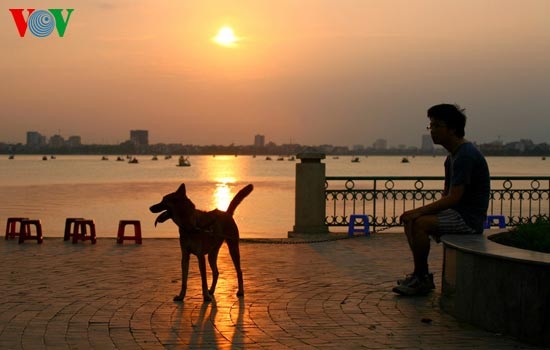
[19,219,43,244]
[63,217,85,241]
[117,220,142,244]
[5,217,29,240]
[72,219,97,244]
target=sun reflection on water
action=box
[213,177,236,210]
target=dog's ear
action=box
[176,183,186,196]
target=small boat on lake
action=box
[8,154,14,160]
[277,157,284,161]
[42,156,47,161]
[351,157,360,163]
[177,156,191,167]
[288,156,295,161]
[128,157,139,164]
[152,155,158,161]
[165,155,172,160]
[266,157,272,161]
[116,156,124,161]
[401,157,410,163]
[101,156,109,161]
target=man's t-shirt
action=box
[444,142,490,233]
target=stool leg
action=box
[117,223,124,244]
[64,220,71,241]
[73,224,80,244]
[135,223,142,244]
[37,224,43,244]
[5,220,10,239]
[18,223,26,244]
[90,224,97,244]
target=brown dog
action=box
[150,183,253,302]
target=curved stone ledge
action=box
[440,231,550,346]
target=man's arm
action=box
[400,184,465,223]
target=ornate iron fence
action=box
[325,176,550,231]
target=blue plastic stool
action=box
[348,214,370,237]
[484,215,506,229]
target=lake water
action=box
[0,155,548,238]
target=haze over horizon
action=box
[1,0,549,147]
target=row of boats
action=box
[351,156,409,163]
[265,156,295,161]
[6,154,407,164]
[102,155,191,166]
[6,154,192,166]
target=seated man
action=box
[393,104,490,296]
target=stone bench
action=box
[440,231,550,346]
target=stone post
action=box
[289,153,328,237]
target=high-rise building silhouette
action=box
[130,130,149,146]
[373,138,387,150]
[26,131,46,149]
[254,134,265,147]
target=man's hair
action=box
[427,104,466,138]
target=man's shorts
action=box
[435,209,476,235]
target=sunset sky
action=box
[1,0,549,147]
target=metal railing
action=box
[325,176,550,231]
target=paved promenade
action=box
[0,233,540,349]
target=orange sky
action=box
[1,0,549,146]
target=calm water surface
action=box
[0,155,548,238]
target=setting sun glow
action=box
[213,26,238,47]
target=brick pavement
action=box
[0,233,541,349]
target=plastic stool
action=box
[484,215,506,229]
[72,219,97,244]
[348,214,370,237]
[5,217,28,240]
[117,220,142,244]
[19,219,43,244]
[63,217,85,241]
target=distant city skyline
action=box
[5,130,548,155]
[1,1,549,146]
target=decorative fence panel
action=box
[325,176,550,231]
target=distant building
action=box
[26,131,46,149]
[49,134,65,148]
[254,134,265,147]
[373,139,387,150]
[67,136,82,147]
[130,130,148,146]
[352,144,365,152]
[421,134,434,153]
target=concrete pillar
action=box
[289,153,328,237]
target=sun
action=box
[213,26,238,47]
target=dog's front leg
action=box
[174,252,190,301]
[197,255,212,302]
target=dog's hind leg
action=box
[174,252,190,301]
[198,255,212,302]
[208,249,220,295]
[227,239,244,297]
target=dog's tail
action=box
[226,184,254,216]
